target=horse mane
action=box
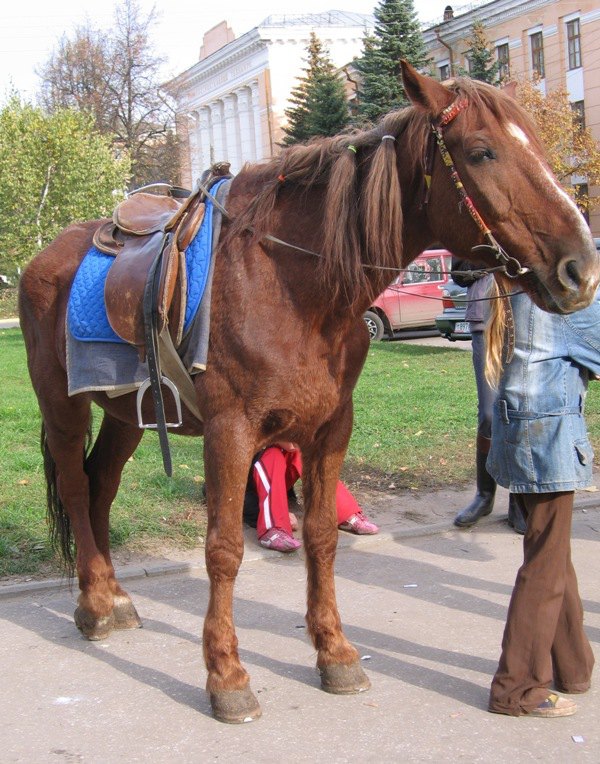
[228,76,544,306]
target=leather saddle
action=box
[98,184,205,352]
[92,164,232,476]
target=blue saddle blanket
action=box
[66,178,230,397]
[67,178,228,343]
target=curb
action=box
[4,499,599,600]
[0,516,458,600]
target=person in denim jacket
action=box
[486,287,600,718]
[451,260,525,533]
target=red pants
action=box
[253,446,360,538]
[489,491,594,715]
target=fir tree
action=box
[282,32,350,145]
[462,20,501,84]
[354,0,429,124]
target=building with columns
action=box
[165,12,373,187]
[423,0,600,234]
[167,2,600,235]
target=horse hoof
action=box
[319,661,371,694]
[74,607,115,641]
[210,688,262,724]
[113,595,143,630]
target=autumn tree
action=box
[354,0,429,124]
[0,98,130,269]
[38,0,179,188]
[282,33,350,145]
[516,78,600,213]
[38,23,116,134]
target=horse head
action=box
[401,60,600,314]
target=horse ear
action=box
[400,59,454,116]
[502,81,518,100]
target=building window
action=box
[571,100,586,131]
[530,32,545,78]
[439,63,450,81]
[567,19,582,69]
[496,43,510,79]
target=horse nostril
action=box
[558,258,582,291]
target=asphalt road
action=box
[2,494,599,763]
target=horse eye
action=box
[469,148,495,164]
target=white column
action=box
[250,81,264,161]
[197,106,212,173]
[187,111,201,183]
[235,86,255,164]
[222,93,241,172]
[209,100,225,164]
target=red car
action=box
[363,249,452,340]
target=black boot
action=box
[507,493,526,535]
[454,435,496,528]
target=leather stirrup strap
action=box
[143,240,173,476]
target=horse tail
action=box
[41,416,93,577]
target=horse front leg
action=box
[202,418,261,723]
[302,407,371,695]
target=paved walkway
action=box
[2,320,597,760]
[2,487,599,762]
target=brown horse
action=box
[19,62,599,723]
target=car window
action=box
[401,263,428,284]
[401,255,444,284]
[424,256,444,282]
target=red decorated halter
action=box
[425,97,529,279]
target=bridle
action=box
[425,98,530,279]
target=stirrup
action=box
[136,376,183,429]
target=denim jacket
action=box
[488,288,600,493]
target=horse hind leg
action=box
[84,411,144,633]
[40,398,118,640]
[40,392,144,640]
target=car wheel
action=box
[363,310,385,341]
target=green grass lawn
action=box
[2,326,600,577]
